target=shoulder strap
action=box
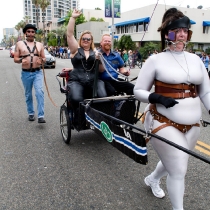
[31,41,36,53]
[23,41,37,54]
[23,41,32,53]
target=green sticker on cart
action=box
[100,121,113,143]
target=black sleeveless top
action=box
[69,48,96,85]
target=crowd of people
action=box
[45,46,71,59]
[117,49,142,68]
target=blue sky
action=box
[1,0,210,41]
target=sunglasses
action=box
[82,37,91,41]
[26,30,35,33]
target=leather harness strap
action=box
[149,104,200,134]
[155,91,197,99]
[155,80,195,90]
[22,41,39,70]
[155,80,198,99]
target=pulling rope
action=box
[36,45,58,107]
[98,52,129,82]
[42,63,58,107]
[140,0,159,43]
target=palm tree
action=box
[56,25,67,46]
[39,0,50,44]
[32,0,41,29]
[23,16,30,24]
[15,23,22,41]
[15,20,26,41]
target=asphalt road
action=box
[0,50,210,210]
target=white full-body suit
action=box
[134,50,210,209]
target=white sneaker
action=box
[144,175,165,198]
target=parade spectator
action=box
[67,47,70,59]
[201,53,209,72]
[59,46,64,58]
[122,50,129,65]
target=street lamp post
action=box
[42,15,46,45]
[111,0,114,51]
[36,8,39,29]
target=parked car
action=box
[10,45,15,58]
[43,49,56,68]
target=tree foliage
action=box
[39,0,50,44]
[186,42,194,51]
[56,25,67,46]
[117,35,135,51]
[95,7,102,10]
[90,17,97,21]
[47,32,57,46]
[139,42,160,59]
[205,47,210,55]
[97,18,104,22]
[89,17,104,22]
[64,10,86,26]
[64,10,86,37]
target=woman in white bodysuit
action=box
[134,8,210,210]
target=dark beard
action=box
[26,36,35,42]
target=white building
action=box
[111,4,210,51]
[23,0,80,30]
[3,28,18,40]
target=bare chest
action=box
[19,41,41,56]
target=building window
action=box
[198,44,204,50]
[203,26,209,34]
[144,23,149,31]
[122,26,125,33]
[128,25,133,33]
[138,24,144,32]
[116,27,120,34]
[137,22,149,32]
[125,25,128,33]
[133,24,137,32]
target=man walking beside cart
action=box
[14,24,46,123]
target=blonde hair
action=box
[101,34,111,42]
[78,30,95,50]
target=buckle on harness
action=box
[182,126,187,133]
[200,118,207,127]
[143,132,151,141]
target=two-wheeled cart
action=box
[56,70,148,165]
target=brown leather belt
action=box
[155,80,198,99]
[149,104,200,134]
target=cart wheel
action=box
[60,105,71,144]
